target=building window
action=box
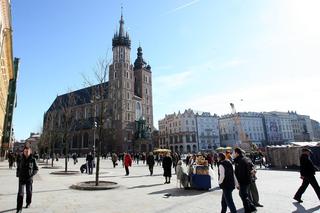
[114,71,117,79]
[83,133,89,148]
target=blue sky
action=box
[12,0,320,140]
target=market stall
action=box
[190,155,211,190]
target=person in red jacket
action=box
[124,153,132,176]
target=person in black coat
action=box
[146,152,155,175]
[86,152,94,175]
[294,148,320,203]
[218,152,238,213]
[162,153,172,184]
[16,144,38,213]
[233,148,256,213]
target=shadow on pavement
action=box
[0,208,17,213]
[122,174,162,178]
[292,202,320,213]
[128,183,164,189]
[148,187,211,197]
[99,175,119,178]
[257,167,299,172]
[0,188,69,196]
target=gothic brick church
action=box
[43,13,153,154]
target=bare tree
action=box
[60,91,78,172]
[83,55,112,186]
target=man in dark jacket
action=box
[146,152,155,175]
[233,148,256,213]
[86,152,94,175]
[16,144,38,213]
[294,148,320,203]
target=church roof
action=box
[48,82,109,112]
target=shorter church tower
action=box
[134,46,153,131]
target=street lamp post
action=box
[93,121,97,157]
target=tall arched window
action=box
[83,132,89,148]
[72,135,77,148]
[187,145,191,153]
[179,145,184,153]
[135,102,142,120]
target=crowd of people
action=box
[9,144,320,213]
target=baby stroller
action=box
[80,163,87,173]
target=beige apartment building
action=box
[0,0,14,154]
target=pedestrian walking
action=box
[124,153,132,176]
[162,152,172,184]
[146,152,155,175]
[294,148,320,203]
[172,152,178,173]
[249,169,263,207]
[86,152,94,175]
[233,148,257,213]
[8,151,14,169]
[218,152,238,213]
[16,143,38,213]
[142,152,146,164]
[72,153,78,165]
[112,153,118,168]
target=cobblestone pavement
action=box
[0,158,319,213]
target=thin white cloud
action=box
[163,0,201,15]
[180,76,320,121]
[153,57,245,99]
[154,71,192,91]
[218,58,247,69]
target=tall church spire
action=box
[112,8,131,48]
[119,6,125,37]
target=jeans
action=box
[17,179,33,210]
[149,165,154,175]
[125,166,129,175]
[294,175,320,200]
[87,162,93,174]
[221,188,237,213]
[239,184,256,213]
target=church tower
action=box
[134,46,153,131]
[109,11,135,152]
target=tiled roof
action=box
[48,82,109,112]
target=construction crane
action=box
[230,103,256,153]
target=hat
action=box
[302,148,312,153]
